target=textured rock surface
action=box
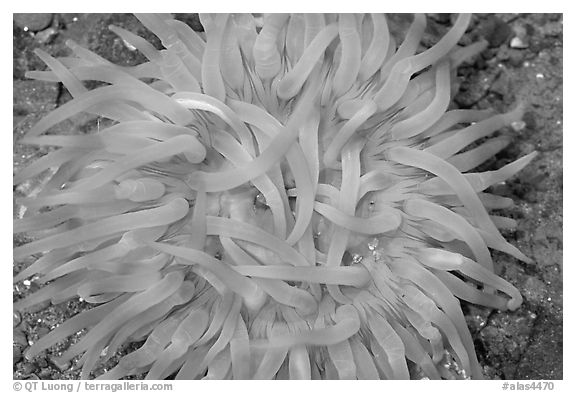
[13,13,562,380]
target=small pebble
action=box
[35,27,58,44]
[507,50,526,67]
[13,14,53,32]
[511,120,526,131]
[254,192,268,209]
[13,311,22,328]
[510,36,529,49]
[539,51,551,61]
[39,368,53,378]
[367,238,379,251]
[50,356,71,371]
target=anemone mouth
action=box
[13,13,535,380]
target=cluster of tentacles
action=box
[13,13,535,380]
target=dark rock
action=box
[454,72,494,108]
[477,15,512,48]
[464,304,491,334]
[13,346,22,365]
[522,110,538,131]
[14,14,53,32]
[428,13,452,25]
[36,357,48,368]
[490,71,512,100]
[13,328,28,347]
[35,327,50,340]
[22,362,38,376]
[507,50,527,67]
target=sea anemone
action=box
[13,13,535,380]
